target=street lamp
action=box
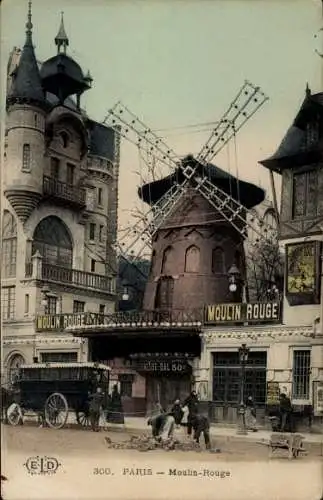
[237,343,250,435]
[228,263,241,297]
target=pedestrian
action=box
[279,393,293,432]
[245,396,258,432]
[109,384,124,424]
[171,399,184,428]
[88,387,104,432]
[183,390,199,436]
[192,413,211,450]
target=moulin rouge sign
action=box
[205,301,281,325]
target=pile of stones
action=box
[104,434,203,452]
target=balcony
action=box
[43,176,86,209]
[25,256,115,295]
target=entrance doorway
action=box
[146,375,192,414]
[212,351,267,423]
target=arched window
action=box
[8,353,25,385]
[212,247,225,274]
[185,245,200,273]
[161,246,174,275]
[155,276,174,311]
[32,216,73,268]
[2,210,17,278]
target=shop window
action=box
[292,350,311,399]
[119,374,134,398]
[184,245,200,273]
[73,300,85,313]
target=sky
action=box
[1,0,322,237]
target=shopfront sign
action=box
[205,301,281,325]
[286,241,321,304]
[36,313,104,331]
[133,358,190,373]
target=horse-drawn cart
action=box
[6,362,110,429]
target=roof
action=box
[20,362,111,370]
[260,90,323,173]
[139,156,265,209]
[7,17,45,108]
[87,120,116,160]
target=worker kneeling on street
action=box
[148,410,176,442]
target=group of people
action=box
[88,384,124,432]
[148,391,212,449]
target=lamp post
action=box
[237,343,249,435]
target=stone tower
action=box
[139,156,265,311]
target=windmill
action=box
[102,81,278,306]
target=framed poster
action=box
[286,241,321,305]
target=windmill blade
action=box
[193,175,277,242]
[197,81,269,164]
[102,101,180,173]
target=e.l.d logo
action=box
[24,456,61,475]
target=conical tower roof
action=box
[7,1,45,108]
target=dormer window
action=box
[292,168,318,218]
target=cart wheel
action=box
[44,393,68,429]
[7,403,23,426]
[77,411,90,428]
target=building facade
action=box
[1,8,119,383]
[194,88,323,426]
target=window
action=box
[292,350,311,399]
[91,259,96,272]
[97,188,103,206]
[73,300,85,313]
[50,157,60,180]
[2,210,17,278]
[34,114,37,127]
[99,304,105,314]
[41,352,77,363]
[1,287,16,320]
[24,294,30,314]
[46,296,57,315]
[32,216,73,268]
[184,245,200,273]
[99,225,104,242]
[119,374,134,398]
[60,131,69,148]
[161,246,174,275]
[292,169,318,218]
[155,277,174,310]
[89,223,96,241]
[212,247,225,274]
[66,163,75,185]
[22,143,31,171]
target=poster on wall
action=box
[286,241,320,299]
[313,381,323,416]
[266,381,280,405]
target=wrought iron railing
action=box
[41,263,115,293]
[43,176,86,206]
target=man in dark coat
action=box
[171,400,184,427]
[191,413,211,450]
[183,391,199,436]
[88,387,104,432]
[279,393,293,432]
[148,412,167,438]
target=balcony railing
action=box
[25,259,115,294]
[43,176,86,207]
